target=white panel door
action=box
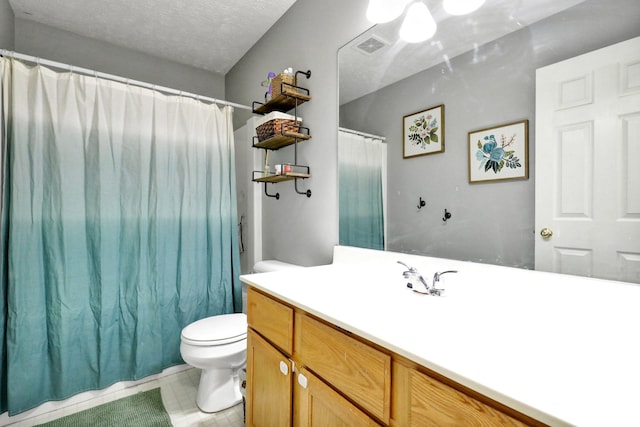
[535,36,640,283]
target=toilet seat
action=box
[181,313,247,347]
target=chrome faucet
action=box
[398,261,457,296]
[430,270,458,296]
[397,261,429,292]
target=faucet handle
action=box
[433,270,458,283]
[397,260,417,273]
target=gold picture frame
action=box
[403,104,444,158]
[468,119,529,183]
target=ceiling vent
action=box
[354,35,389,55]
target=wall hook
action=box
[417,197,426,209]
[443,209,452,222]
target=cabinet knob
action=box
[297,372,308,389]
[279,360,289,376]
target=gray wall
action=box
[225,0,372,266]
[0,0,14,49]
[340,0,640,269]
[5,0,636,269]
[11,18,225,99]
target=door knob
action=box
[540,228,553,239]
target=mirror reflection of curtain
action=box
[338,129,385,250]
[0,58,241,415]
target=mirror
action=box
[338,0,640,282]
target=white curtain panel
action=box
[338,130,384,250]
[0,57,241,415]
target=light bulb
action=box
[399,2,437,43]
[442,0,485,16]
[366,0,406,23]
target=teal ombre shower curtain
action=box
[338,130,385,250]
[0,58,241,415]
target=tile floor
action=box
[1,366,244,427]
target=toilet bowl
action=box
[180,313,247,413]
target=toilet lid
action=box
[181,313,247,346]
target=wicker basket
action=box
[271,73,296,98]
[255,112,302,141]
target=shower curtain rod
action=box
[339,127,386,141]
[0,49,252,111]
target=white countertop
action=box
[240,248,640,426]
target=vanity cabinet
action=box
[245,286,543,427]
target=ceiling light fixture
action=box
[366,0,407,24]
[366,0,484,45]
[399,2,437,43]
[442,0,486,16]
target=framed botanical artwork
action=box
[468,120,529,183]
[403,104,444,158]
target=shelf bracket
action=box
[296,69,311,81]
[295,179,312,198]
[264,183,280,200]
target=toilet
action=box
[181,259,301,413]
[180,313,248,412]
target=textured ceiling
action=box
[339,0,588,105]
[9,0,298,75]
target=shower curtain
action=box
[338,130,385,250]
[0,58,241,415]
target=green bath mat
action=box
[35,388,172,427]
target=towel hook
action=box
[442,209,452,222]
[417,197,426,210]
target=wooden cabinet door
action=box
[247,287,294,354]
[294,367,381,427]
[246,329,293,427]
[296,313,391,423]
[401,365,530,427]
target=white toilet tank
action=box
[242,260,303,313]
[252,260,303,273]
